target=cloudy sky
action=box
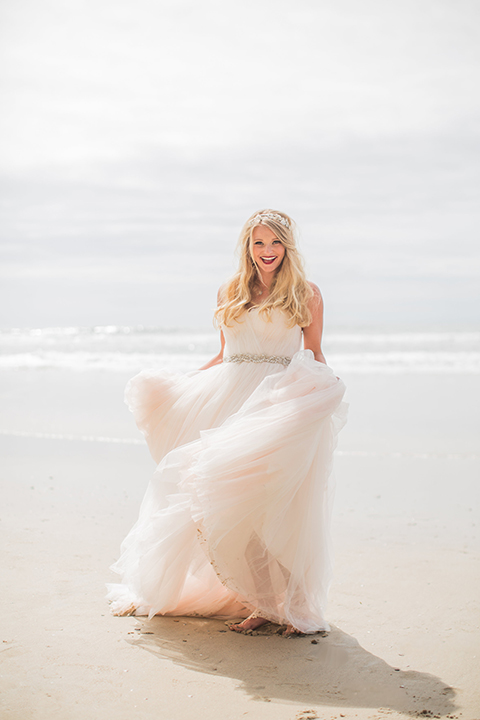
[1,0,479,329]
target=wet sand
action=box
[0,369,479,719]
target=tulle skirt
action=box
[107,350,347,633]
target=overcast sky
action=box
[1,0,479,329]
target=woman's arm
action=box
[198,329,225,370]
[199,286,226,370]
[302,282,327,364]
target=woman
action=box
[107,209,347,636]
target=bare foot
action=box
[113,603,137,617]
[282,623,305,637]
[229,614,270,634]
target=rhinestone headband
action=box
[248,212,290,229]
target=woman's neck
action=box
[256,270,275,292]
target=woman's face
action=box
[251,225,286,275]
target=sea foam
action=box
[0,326,479,374]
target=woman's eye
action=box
[254,241,263,246]
[273,240,281,245]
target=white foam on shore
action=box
[0,429,145,445]
[328,331,480,346]
[0,350,479,374]
[1,429,477,460]
[1,327,479,374]
[0,352,209,373]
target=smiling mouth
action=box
[260,257,277,265]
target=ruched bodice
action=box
[223,308,302,359]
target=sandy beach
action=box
[1,368,479,720]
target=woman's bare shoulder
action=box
[307,281,323,303]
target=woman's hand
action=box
[199,329,225,370]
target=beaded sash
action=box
[223,352,291,367]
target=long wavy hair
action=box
[214,209,314,328]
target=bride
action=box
[107,209,347,636]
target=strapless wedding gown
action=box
[107,308,347,633]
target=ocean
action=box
[1,325,479,375]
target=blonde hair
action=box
[214,209,314,328]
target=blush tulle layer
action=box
[107,310,347,634]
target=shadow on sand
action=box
[125,616,456,717]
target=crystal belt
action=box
[223,352,291,367]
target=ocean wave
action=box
[1,327,479,373]
[1,350,479,374]
[0,352,209,373]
